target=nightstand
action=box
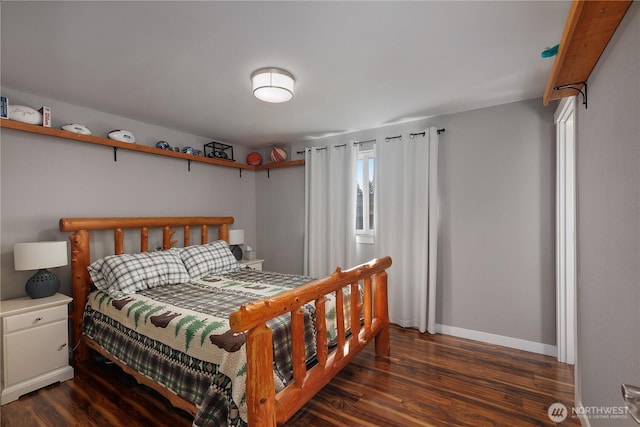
[239,259,264,271]
[1,293,74,404]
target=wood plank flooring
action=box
[1,325,581,426]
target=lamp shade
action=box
[228,229,245,246]
[251,68,295,103]
[14,241,68,271]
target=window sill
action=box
[356,234,374,245]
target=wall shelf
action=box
[543,0,632,106]
[0,119,305,171]
[255,159,305,170]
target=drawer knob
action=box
[59,343,67,350]
[35,317,43,322]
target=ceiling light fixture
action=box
[251,68,295,103]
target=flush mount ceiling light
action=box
[251,68,295,103]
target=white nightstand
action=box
[239,259,264,271]
[0,293,74,405]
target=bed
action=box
[59,216,392,426]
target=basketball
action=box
[270,146,287,162]
[246,152,263,166]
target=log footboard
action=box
[230,257,391,426]
[59,216,391,426]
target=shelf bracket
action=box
[187,159,192,172]
[113,147,118,162]
[554,82,588,109]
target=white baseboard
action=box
[436,324,557,357]
[573,399,591,427]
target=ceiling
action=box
[1,1,570,148]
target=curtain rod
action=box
[386,128,446,141]
[295,128,446,154]
[353,138,377,145]
[296,143,347,155]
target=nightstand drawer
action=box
[3,305,67,333]
[4,319,69,386]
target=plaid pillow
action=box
[88,249,190,297]
[179,240,239,279]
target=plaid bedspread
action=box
[83,268,353,427]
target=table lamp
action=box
[228,229,244,261]
[14,241,68,298]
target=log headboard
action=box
[59,216,234,359]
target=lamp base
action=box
[25,269,60,299]
[230,245,243,261]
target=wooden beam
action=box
[59,216,234,231]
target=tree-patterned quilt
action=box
[83,268,354,427]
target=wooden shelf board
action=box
[256,159,305,170]
[0,119,256,170]
[543,0,632,105]
[1,119,306,171]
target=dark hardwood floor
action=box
[1,326,581,426]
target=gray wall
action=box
[440,98,556,345]
[575,3,640,425]
[1,90,558,349]
[1,88,257,300]
[258,98,557,347]
[255,166,305,275]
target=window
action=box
[356,149,374,244]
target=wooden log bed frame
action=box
[59,216,392,426]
